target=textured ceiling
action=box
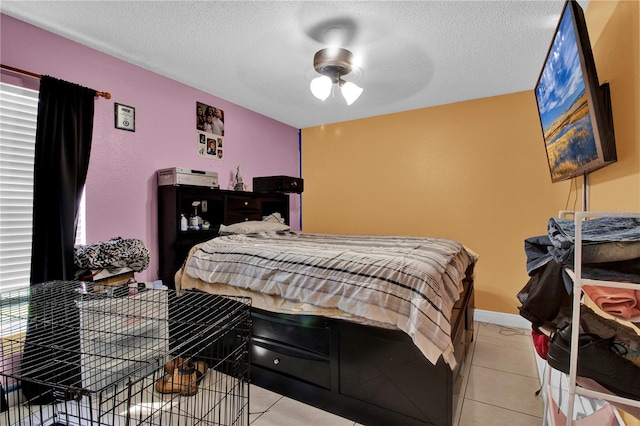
[1,1,588,129]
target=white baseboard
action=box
[474,309,532,329]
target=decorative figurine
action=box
[233,166,244,191]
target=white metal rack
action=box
[563,211,640,425]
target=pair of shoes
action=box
[164,357,188,374]
[578,305,640,367]
[547,321,640,401]
[155,359,209,396]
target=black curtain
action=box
[21,76,95,404]
[29,75,95,283]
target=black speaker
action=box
[253,176,303,193]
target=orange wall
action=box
[591,5,640,426]
[301,0,639,315]
[585,0,640,212]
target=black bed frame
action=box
[248,275,475,426]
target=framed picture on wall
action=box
[198,134,224,160]
[196,101,224,136]
[197,101,224,160]
[115,103,135,132]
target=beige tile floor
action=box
[248,322,544,426]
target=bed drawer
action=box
[252,311,331,355]
[251,337,331,389]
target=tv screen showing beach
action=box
[535,6,597,182]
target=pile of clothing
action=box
[517,216,640,401]
[518,216,640,329]
[74,237,150,278]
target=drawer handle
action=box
[244,201,248,206]
[273,358,280,365]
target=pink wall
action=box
[1,14,301,283]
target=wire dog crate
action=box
[0,281,251,425]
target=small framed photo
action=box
[115,103,135,132]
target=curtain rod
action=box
[1,64,111,99]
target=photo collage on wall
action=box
[196,101,224,160]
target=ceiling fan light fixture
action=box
[310,76,332,101]
[340,81,363,105]
[311,47,362,105]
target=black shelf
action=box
[158,185,289,288]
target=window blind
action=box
[0,82,88,293]
[0,82,38,293]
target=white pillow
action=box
[262,212,285,224]
[218,221,290,235]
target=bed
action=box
[175,225,476,426]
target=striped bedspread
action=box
[179,231,475,367]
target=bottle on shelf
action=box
[180,214,188,231]
[190,201,202,230]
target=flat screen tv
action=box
[534,0,616,183]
